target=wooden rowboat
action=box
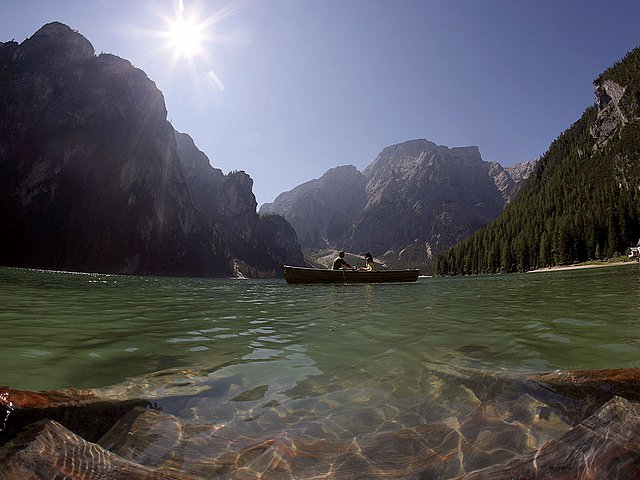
[283,265,419,284]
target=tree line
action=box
[435,47,640,275]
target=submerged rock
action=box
[532,367,640,400]
[2,367,640,478]
[460,396,640,479]
[0,419,189,479]
[0,387,149,445]
[528,367,640,422]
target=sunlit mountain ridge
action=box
[261,140,535,274]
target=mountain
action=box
[175,131,305,276]
[491,159,537,204]
[261,139,534,273]
[435,47,640,275]
[0,22,303,277]
[260,165,367,248]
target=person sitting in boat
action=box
[357,252,375,271]
[332,251,353,270]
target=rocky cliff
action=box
[260,165,367,248]
[175,131,305,275]
[590,79,629,147]
[490,158,537,204]
[261,139,534,273]
[0,22,303,277]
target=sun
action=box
[167,14,205,58]
[131,0,249,91]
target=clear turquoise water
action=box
[2,265,640,477]
[1,264,638,392]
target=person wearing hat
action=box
[332,251,353,270]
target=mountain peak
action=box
[365,139,482,178]
[263,138,513,272]
[14,21,94,72]
[33,21,76,36]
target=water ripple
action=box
[0,265,638,393]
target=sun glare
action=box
[168,15,204,57]
[128,0,250,91]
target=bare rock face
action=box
[260,165,366,248]
[9,21,95,72]
[256,213,306,272]
[347,140,506,270]
[489,159,537,204]
[263,139,535,273]
[591,79,629,147]
[174,130,225,220]
[506,159,536,184]
[175,131,305,275]
[0,23,302,277]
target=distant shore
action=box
[527,260,637,274]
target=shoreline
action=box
[527,260,637,274]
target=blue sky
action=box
[2,1,639,206]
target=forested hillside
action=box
[435,47,640,275]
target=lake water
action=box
[1,264,639,477]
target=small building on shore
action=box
[630,239,640,260]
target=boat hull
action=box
[283,265,419,284]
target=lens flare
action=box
[123,0,249,92]
[168,14,205,57]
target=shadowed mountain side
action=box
[260,165,367,248]
[175,131,305,276]
[0,22,303,277]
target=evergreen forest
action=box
[435,48,640,275]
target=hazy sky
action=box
[2,1,639,206]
